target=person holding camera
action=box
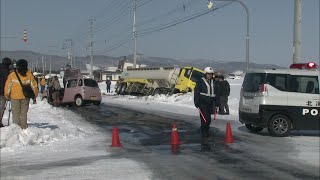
[4,59,38,129]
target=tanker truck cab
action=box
[239,62,320,137]
[174,67,204,93]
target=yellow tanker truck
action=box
[115,66,204,96]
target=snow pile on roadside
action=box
[0,100,96,149]
[120,93,194,106]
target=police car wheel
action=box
[245,124,264,133]
[268,114,290,137]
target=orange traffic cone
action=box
[171,123,180,145]
[224,122,234,143]
[111,127,122,147]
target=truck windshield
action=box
[84,79,98,87]
[190,70,204,82]
[243,73,266,92]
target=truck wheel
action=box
[169,88,180,96]
[153,88,161,96]
[245,124,264,133]
[115,84,122,94]
[75,95,83,107]
[268,114,291,137]
[120,83,127,95]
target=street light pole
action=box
[213,0,250,72]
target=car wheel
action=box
[75,96,83,107]
[245,124,264,133]
[93,101,101,106]
[153,88,161,96]
[268,114,291,137]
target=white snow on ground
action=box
[100,79,319,167]
[0,99,153,179]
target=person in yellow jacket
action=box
[40,75,46,93]
[4,59,38,129]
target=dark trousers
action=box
[219,96,229,114]
[199,105,213,136]
[107,85,111,93]
[40,85,45,93]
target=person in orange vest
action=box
[4,59,38,129]
[40,75,46,94]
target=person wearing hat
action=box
[106,77,112,93]
[4,59,38,129]
[0,57,12,127]
[194,67,216,137]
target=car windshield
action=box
[243,73,266,92]
[84,79,98,87]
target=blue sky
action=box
[0,0,319,67]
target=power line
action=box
[95,1,233,54]
[138,1,234,37]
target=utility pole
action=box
[42,56,44,74]
[49,56,52,78]
[89,18,95,78]
[133,0,137,68]
[66,39,74,67]
[293,0,302,64]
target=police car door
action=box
[288,75,320,130]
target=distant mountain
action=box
[0,50,284,73]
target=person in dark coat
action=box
[106,78,111,93]
[194,67,215,137]
[218,75,230,115]
[213,72,220,113]
[0,57,12,127]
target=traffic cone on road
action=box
[224,122,234,143]
[111,127,122,147]
[171,123,180,145]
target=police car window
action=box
[184,69,191,78]
[190,70,203,82]
[67,79,78,88]
[243,73,266,92]
[266,74,287,91]
[289,76,319,94]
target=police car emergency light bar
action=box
[290,62,318,70]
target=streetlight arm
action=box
[214,0,250,72]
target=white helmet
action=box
[204,67,214,74]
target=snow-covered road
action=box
[1,79,319,179]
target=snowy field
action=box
[1,79,319,179]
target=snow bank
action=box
[0,99,95,149]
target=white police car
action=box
[239,62,320,137]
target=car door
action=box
[287,75,320,130]
[63,79,79,103]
